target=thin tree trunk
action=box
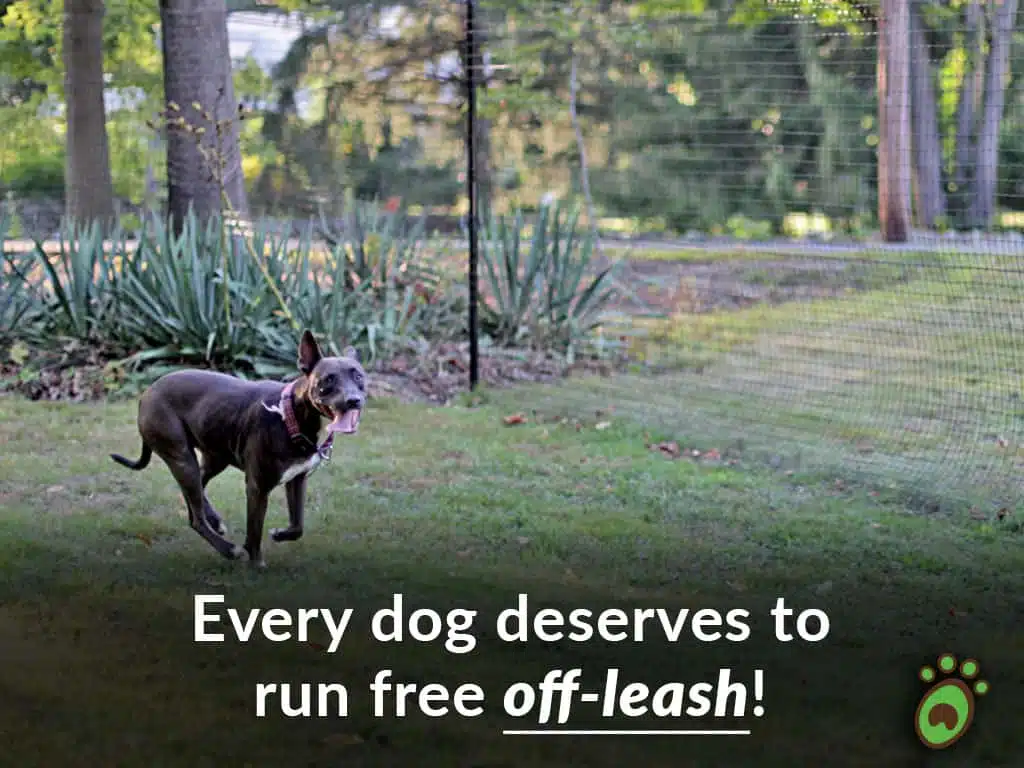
[570,51,603,261]
[474,36,494,216]
[63,0,116,224]
[909,0,946,227]
[952,0,983,226]
[159,0,248,230]
[878,0,912,242]
[969,0,1019,227]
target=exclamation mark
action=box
[752,670,765,716]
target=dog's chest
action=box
[279,452,323,485]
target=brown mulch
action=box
[0,342,621,407]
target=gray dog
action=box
[111,330,366,567]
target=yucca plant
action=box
[475,200,620,355]
[115,212,286,372]
[318,195,442,295]
[28,217,127,347]
[0,212,39,338]
[536,204,619,357]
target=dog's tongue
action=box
[328,408,360,435]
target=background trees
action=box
[1,0,1021,240]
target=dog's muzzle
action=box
[321,398,362,435]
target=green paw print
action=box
[914,653,989,749]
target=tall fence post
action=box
[464,0,480,390]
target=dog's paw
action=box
[270,527,302,543]
[229,545,245,559]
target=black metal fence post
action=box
[464,0,480,390]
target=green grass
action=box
[599,251,1024,506]
[0,389,1021,766]
[605,246,801,264]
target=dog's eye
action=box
[353,371,364,386]
[320,374,336,387]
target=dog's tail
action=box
[110,442,152,471]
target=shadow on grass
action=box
[0,394,1021,766]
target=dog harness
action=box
[264,380,335,464]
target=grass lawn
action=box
[0,386,1021,767]
[607,250,1024,509]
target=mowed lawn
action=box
[0,385,1022,767]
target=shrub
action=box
[476,200,621,358]
[1,198,618,381]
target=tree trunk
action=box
[969,0,1019,227]
[952,0,984,227]
[159,0,248,230]
[878,0,912,242]
[908,0,946,228]
[63,0,116,225]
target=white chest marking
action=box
[279,453,322,486]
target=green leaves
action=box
[476,199,620,357]
[1,201,468,377]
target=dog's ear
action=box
[342,345,360,363]
[297,330,323,374]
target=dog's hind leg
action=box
[271,475,306,543]
[162,449,243,560]
[143,422,243,560]
[199,455,230,536]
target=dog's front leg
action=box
[271,475,306,543]
[244,479,271,568]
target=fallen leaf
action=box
[650,441,681,458]
[516,536,531,546]
[704,448,721,460]
[503,413,527,426]
[595,421,611,430]
[46,485,65,494]
[136,533,153,547]
[997,437,1009,448]
[996,507,1010,521]
[969,507,987,521]
[456,549,473,558]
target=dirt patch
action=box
[1,342,622,407]
[365,343,619,405]
[612,256,916,314]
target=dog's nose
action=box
[343,398,362,412]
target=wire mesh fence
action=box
[238,0,1023,510]
[6,0,1022,510]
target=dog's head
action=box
[297,330,367,435]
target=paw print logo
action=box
[914,653,989,749]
